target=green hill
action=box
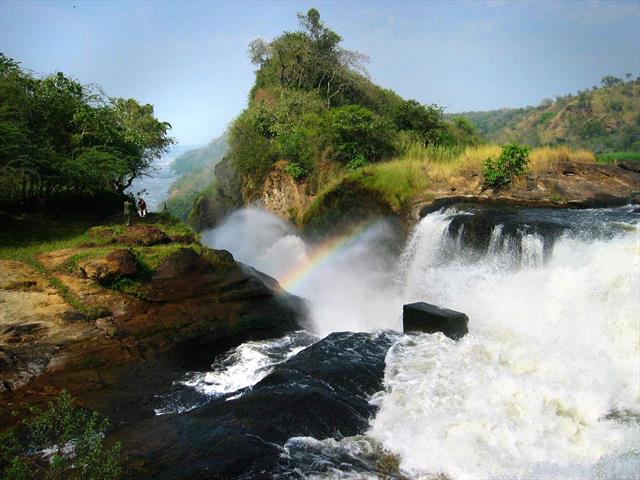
[461,77,640,153]
[170,133,228,176]
[165,133,228,220]
[177,8,477,227]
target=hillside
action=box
[165,133,228,220]
[461,77,640,152]
[177,9,477,228]
[170,13,639,232]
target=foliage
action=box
[0,392,122,480]
[0,53,173,206]
[326,104,396,163]
[482,143,530,188]
[345,154,368,171]
[393,99,451,144]
[224,9,454,192]
[283,161,308,179]
[597,151,640,164]
[460,78,640,152]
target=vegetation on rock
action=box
[482,143,530,189]
[179,8,477,226]
[0,392,122,480]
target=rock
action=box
[403,302,469,340]
[116,225,169,246]
[78,249,137,283]
[152,248,214,279]
[557,161,577,175]
[87,226,117,242]
[111,332,395,479]
[617,160,640,174]
[259,160,313,224]
[188,156,243,231]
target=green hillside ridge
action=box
[460,76,640,153]
[166,133,228,220]
[170,133,228,175]
[169,12,637,230]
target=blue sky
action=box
[1,0,639,146]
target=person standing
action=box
[137,198,147,218]
[123,200,132,225]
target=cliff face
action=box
[186,157,640,239]
[257,161,315,225]
[188,156,243,231]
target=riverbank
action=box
[0,212,307,449]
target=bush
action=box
[283,161,308,179]
[482,143,530,188]
[0,392,122,480]
[326,104,396,164]
[345,154,368,171]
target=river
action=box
[159,204,638,479]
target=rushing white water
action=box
[372,209,640,479]
[181,331,315,398]
[197,206,639,479]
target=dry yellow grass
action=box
[308,142,597,215]
[378,142,595,182]
[528,146,595,173]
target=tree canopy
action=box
[0,53,173,206]
[229,9,472,192]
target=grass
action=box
[305,143,599,218]
[0,211,198,308]
[596,151,640,164]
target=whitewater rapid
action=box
[195,206,639,479]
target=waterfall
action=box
[370,207,640,479]
[192,205,639,479]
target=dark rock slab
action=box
[112,331,396,479]
[403,302,469,340]
[618,160,640,174]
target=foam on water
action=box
[369,210,640,479]
[197,206,639,478]
[181,331,315,398]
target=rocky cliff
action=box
[0,222,308,427]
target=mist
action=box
[200,208,404,335]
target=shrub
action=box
[482,143,530,188]
[283,161,308,179]
[345,154,368,170]
[326,104,396,164]
[0,391,122,479]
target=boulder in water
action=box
[403,302,469,340]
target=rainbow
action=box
[278,218,384,293]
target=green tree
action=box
[393,99,449,144]
[326,104,396,163]
[601,75,623,88]
[482,143,530,188]
[0,54,173,205]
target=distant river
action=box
[126,147,187,212]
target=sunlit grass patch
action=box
[305,142,600,221]
[529,145,595,172]
[597,151,640,164]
